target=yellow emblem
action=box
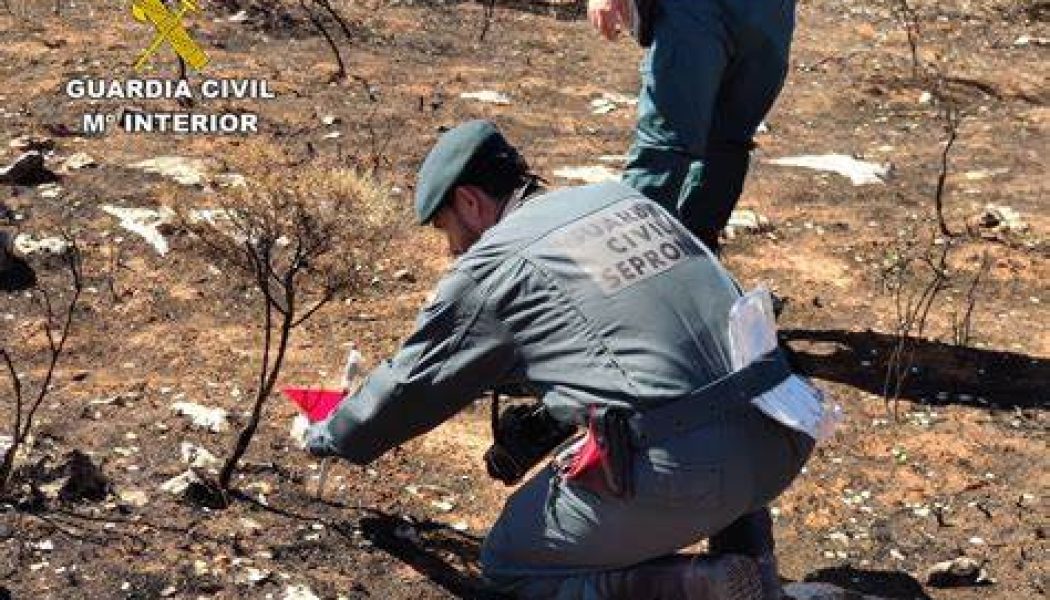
[131,0,210,72]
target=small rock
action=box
[459,90,511,105]
[321,114,341,126]
[118,488,150,507]
[431,499,455,512]
[180,442,220,469]
[112,446,138,458]
[289,414,310,449]
[826,531,850,545]
[213,172,247,188]
[926,556,993,587]
[13,233,70,256]
[0,152,58,186]
[393,268,415,283]
[239,567,272,586]
[129,156,211,186]
[9,135,55,153]
[245,481,274,496]
[1014,35,1050,47]
[62,152,97,171]
[598,91,636,105]
[963,167,1009,181]
[37,183,62,199]
[589,91,635,115]
[725,209,771,238]
[172,401,229,432]
[88,391,140,407]
[322,131,341,140]
[160,470,200,495]
[976,204,1027,233]
[31,539,55,551]
[283,584,321,600]
[240,517,264,534]
[590,98,617,114]
[101,205,177,256]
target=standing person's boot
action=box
[709,509,782,600]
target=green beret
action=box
[415,120,516,225]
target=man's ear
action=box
[454,185,492,224]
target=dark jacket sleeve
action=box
[318,268,516,464]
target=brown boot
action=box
[681,554,763,600]
[598,553,762,600]
[709,509,783,600]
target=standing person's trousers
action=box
[479,405,813,599]
[621,0,797,253]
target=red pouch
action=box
[563,412,613,494]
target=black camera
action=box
[484,401,576,486]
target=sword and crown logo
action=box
[131,0,210,72]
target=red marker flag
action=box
[282,387,345,423]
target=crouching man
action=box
[308,120,826,599]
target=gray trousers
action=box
[621,0,796,253]
[480,406,813,599]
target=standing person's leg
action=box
[687,0,798,252]
[621,0,730,253]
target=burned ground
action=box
[0,0,1046,598]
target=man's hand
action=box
[588,0,626,41]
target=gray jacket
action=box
[314,182,744,464]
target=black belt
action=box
[628,349,792,446]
